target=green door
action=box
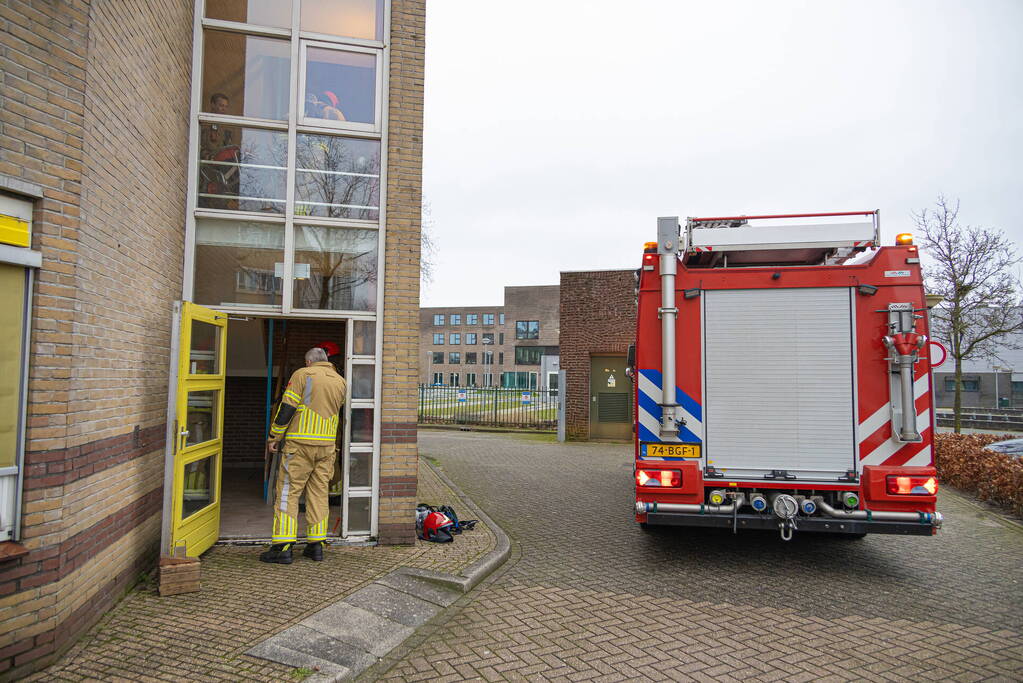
[589,355,631,440]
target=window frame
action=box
[449,352,461,364]
[298,39,383,134]
[466,314,478,325]
[433,314,444,325]
[465,352,477,364]
[465,333,477,345]
[515,320,539,340]
[0,233,38,542]
[450,313,461,325]
[945,377,980,392]
[449,333,460,345]
[482,313,494,325]
[515,346,542,365]
[431,351,444,364]
[432,333,444,345]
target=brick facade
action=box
[560,270,637,440]
[0,0,192,676]
[419,284,561,387]
[378,0,426,546]
[0,0,426,675]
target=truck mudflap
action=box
[642,511,939,537]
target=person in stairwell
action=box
[261,347,347,564]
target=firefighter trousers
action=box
[272,441,336,545]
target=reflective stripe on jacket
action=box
[269,362,347,445]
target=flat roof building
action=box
[419,285,560,390]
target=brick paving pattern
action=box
[382,430,1023,681]
[28,459,493,681]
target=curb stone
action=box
[246,458,512,682]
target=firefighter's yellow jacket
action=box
[269,362,347,444]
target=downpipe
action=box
[814,498,943,528]
[659,249,679,438]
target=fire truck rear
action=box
[632,211,942,540]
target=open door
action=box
[170,302,227,556]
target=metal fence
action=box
[418,385,559,431]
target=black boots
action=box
[260,542,324,563]
[259,543,293,564]
[302,541,324,562]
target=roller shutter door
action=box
[703,287,856,480]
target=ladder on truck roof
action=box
[683,210,880,267]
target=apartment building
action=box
[419,285,560,390]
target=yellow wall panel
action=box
[0,264,26,467]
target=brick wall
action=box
[560,270,637,440]
[223,377,266,467]
[0,0,192,676]
[378,0,425,545]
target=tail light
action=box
[636,469,681,487]
[886,475,938,495]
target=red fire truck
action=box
[631,211,942,540]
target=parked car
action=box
[983,438,1023,457]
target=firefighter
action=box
[261,347,348,564]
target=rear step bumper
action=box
[644,512,937,536]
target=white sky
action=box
[419,0,1023,307]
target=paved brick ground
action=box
[381,430,1023,681]
[28,460,493,682]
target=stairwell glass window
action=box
[301,46,379,131]
[188,0,386,317]
[516,321,539,340]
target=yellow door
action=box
[170,302,227,556]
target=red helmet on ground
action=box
[318,341,341,357]
[421,511,454,543]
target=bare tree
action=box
[421,196,438,287]
[916,196,1023,432]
